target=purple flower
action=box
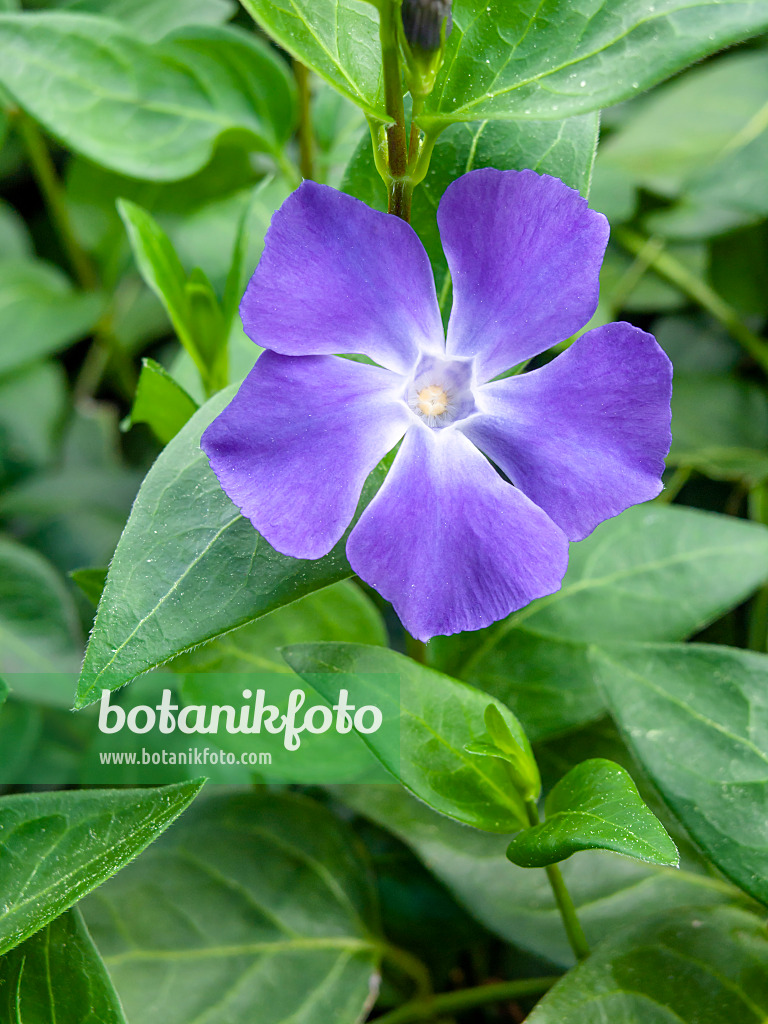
[201,169,672,642]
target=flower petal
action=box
[439,168,609,382]
[201,352,411,559]
[463,322,673,542]
[240,181,443,375]
[346,426,568,641]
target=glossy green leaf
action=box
[0,259,104,375]
[437,505,768,740]
[527,906,768,1023]
[82,791,382,1024]
[123,358,198,445]
[0,909,127,1024]
[594,642,768,906]
[466,702,541,800]
[241,0,385,118]
[0,536,82,683]
[0,780,203,956]
[418,0,768,127]
[287,642,548,833]
[59,0,235,42]
[337,784,743,967]
[76,388,387,707]
[506,759,678,869]
[244,0,768,128]
[0,17,296,180]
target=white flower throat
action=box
[405,353,477,429]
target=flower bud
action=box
[401,0,452,53]
[399,0,452,103]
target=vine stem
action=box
[379,943,433,1001]
[16,109,136,397]
[293,59,316,181]
[378,2,411,221]
[16,109,97,290]
[373,977,559,1024]
[614,227,768,377]
[525,799,590,962]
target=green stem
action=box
[373,977,559,1024]
[607,234,665,316]
[656,465,692,504]
[293,60,316,182]
[16,110,137,398]
[378,2,411,221]
[16,110,97,291]
[614,227,768,377]
[379,943,432,1001]
[525,800,590,962]
[73,314,137,401]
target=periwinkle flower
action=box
[201,169,672,642]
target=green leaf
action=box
[0,909,127,1024]
[465,703,541,800]
[0,701,41,786]
[437,505,768,741]
[418,0,768,127]
[0,199,32,259]
[0,677,6,709]
[506,759,678,869]
[0,259,104,375]
[286,642,544,833]
[669,374,768,479]
[527,906,768,1023]
[593,642,768,907]
[185,266,227,372]
[600,52,768,198]
[0,536,82,684]
[343,114,599,308]
[241,0,385,118]
[123,358,198,445]
[81,791,382,1024]
[58,0,235,42]
[177,580,386,673]
[69,566,108,606]
[336,784,744,967]
[117,200,205,373]
[0,780,203,956]
[0,362,67,474]
[178,583,390,783]
[221,202,251,328]
[0,17,297,180]
[1,403,143,578]
[76,388,387,707]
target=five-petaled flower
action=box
[201,169,672,642]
